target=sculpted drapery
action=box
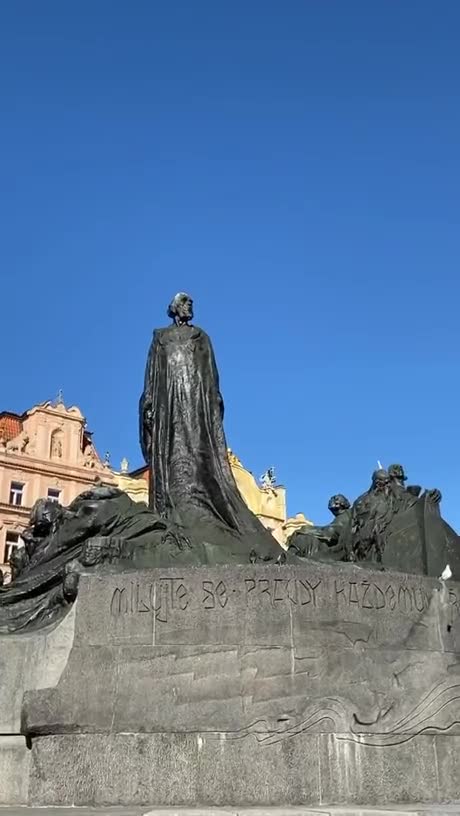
[139,294,281,558]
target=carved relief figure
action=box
[50,429,63,459]
[6,431,29,455]
[83,443,98,468]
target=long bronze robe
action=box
[139,323,281,558]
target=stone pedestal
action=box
[0,606,75,804]
[4,562,460,806]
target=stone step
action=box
[2,807,460,815]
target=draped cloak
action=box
[0,490,191,634]
[139,324,281,559]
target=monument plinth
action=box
[5,562,457,806]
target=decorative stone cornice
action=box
[0,453,115,485]
[26,402,85,422]
[0,502,30,517]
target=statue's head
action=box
[328,494,351,516]
[371,469,390,492]
[388,463,407,484]
[9,545,28,577]
[30,498,63,536]
[167,292,193,325]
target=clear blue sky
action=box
[2,1,460,527]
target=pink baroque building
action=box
[0,400,115,579]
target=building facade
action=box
[0,400,114,578]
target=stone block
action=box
[22,645,118,736]
[74,574,154,647]
[0,638,33,733]
[0,735,30,804]
[434,734,460,802]
[319,733,438,805]
[0,604,75,734]
[28,732,321,806]
[73,563,448,653]
[28,605,76,689]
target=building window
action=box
[47,487,61,502]
[9,482,24,506]
[4,531,21,564]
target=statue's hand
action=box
[63,561,81,601]
[305,539,320,557]
[140,402,153,462]
[142,398,153,425]
[80,536,123,567]
[141,428,152,462]
[427,488,442,504]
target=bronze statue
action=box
[347,469,397,564]
[0,488,198,633]
[388,463,420,496]
[139,292,281,560]
[287,493,351,560]
[388,462,441,504]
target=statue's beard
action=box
[178,313,192,324]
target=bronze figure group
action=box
[0,293,458,633]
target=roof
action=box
[0,412,23,442]
[129,465,149,480]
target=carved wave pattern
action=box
[206,680,460,748]
[342,678,460,747]
[206,697,350,746]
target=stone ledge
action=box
[2,806,460,815]
[26,732,459,808]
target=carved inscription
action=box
[244,577,321,607]
[110,573,433,622]
[447,588,460,620]
[202,580,228,609]
[110,577,188,622]
[334,579,429,613]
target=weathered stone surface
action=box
[0,609,75,805]
[23,564,460,740]
[26,731,460,807]
[0,605,75,734]
[4,809,460,815]
[0,736,31,805]
[0,639,33,733]
[319,734,438,805]
[433,735,460,802]
[6,562,460,806]
[28,732,321,806]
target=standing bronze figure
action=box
[139,293,281,559]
